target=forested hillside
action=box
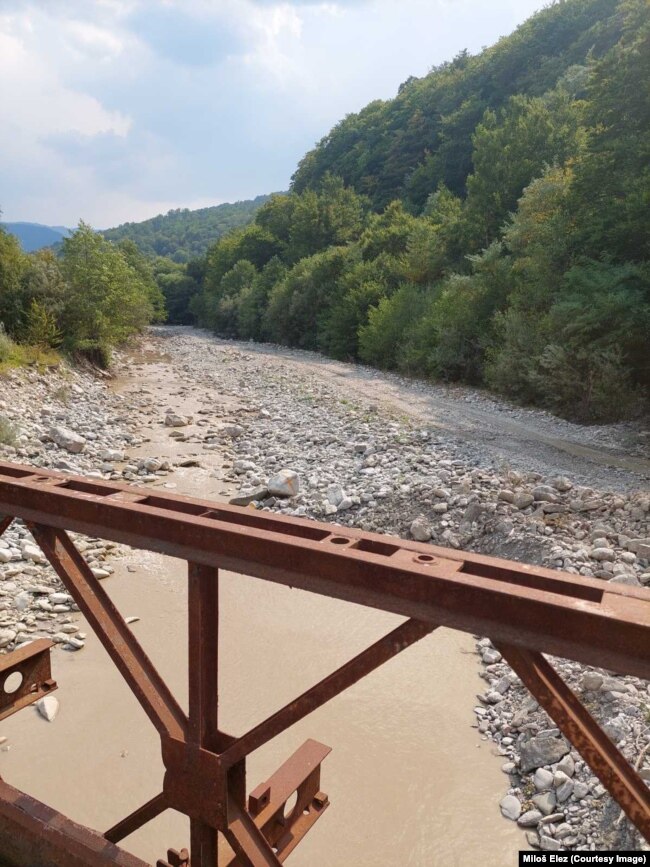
[102,195,272,263]
[291,0,624,210]
[184,0,649,422]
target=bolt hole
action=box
[329,536,351,545]
[415,554,435,563]
[4,672,23,694]
[283,790,298,820]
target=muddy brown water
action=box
[1,339,524,865]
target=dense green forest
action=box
[0,222,164,367]
[102,195,272,263]
[181,0,649,422]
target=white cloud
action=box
[0,20,131,140]
[0,0,548,226]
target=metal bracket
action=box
[225,739,330,865]
[0,638,57,721]
[157,849,190,867]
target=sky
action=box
[0,0,545,229]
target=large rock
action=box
[410,516,432,542]
[229,486,269,506]
[499,794,521,821]
[267,469,300,498]
[519,735,569,773]
[164,412,191,427]
[50,425,85,454]
[531,792,556,816]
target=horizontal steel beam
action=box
[0,463,650,679]
[1,462,648,678]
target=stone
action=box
[50,425,86,453]
[533,768,554,791]
[556,779,574,803]
[520,735,569,773]
[0,629,16,648]
[410,516,432,542]
[581,672,603,691]
[49,592,71,605]
[556,754,575,777]
[36,695,59,722]
[164,412,191,427]
[482,648,502,664]
[499,794,521,820]
[532,792,557,816]
[532,485,558,503]
[551,476,573,492]
[513,492,534,510]
[101,449,124,462]
[229,486,269,506]
[539,835,561,851]
[326,484,345,507]
[267,469,300,498]
[590,547,616,562]
[518,810,543,827]
[573,782,590,799]
[21,544,46,564]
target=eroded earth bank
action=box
[0,326,648,863]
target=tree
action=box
[60,222,157,364]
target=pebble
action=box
[499,795,521,820]
[36,695,59,722]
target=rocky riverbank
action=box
[0,327,648,853]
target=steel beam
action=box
[1,463,648,679]
[30,523,187,740]
[105,792,168,845]
[497,643,650,840]
[188,562,221,866]
[219,618,435,768]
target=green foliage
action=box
[0,327,17,365]
[23,299,62,348]
[0,226,29,337]
[358,284,429,369]
[463,92,583,249]
[60,222,160,364]
[101,195,272,263]
[265,246,357,350]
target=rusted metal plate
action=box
[0,638,57,721]
[0,779,150,867]
[0,462,648,678]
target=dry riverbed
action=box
[0,326,648,862]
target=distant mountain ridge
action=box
[101,195,277,262]
[1,222,71,252]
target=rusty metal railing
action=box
[0,461,647,864]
